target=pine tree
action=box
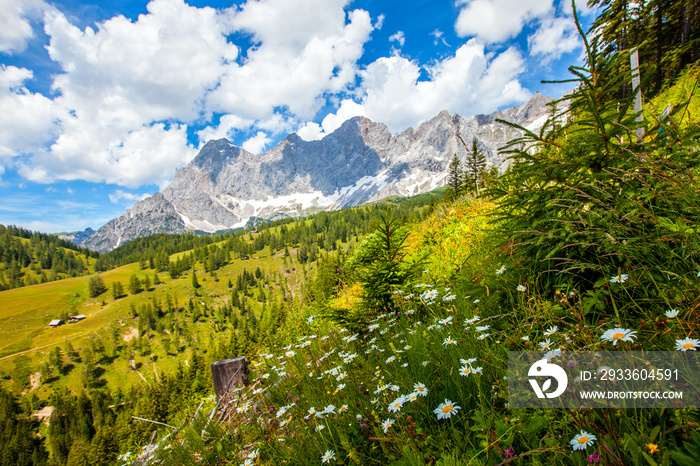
[464,138,487,197]
[445,154,464,202]
[191,269,200,289]
[129,274,142,295]
[112,281,124,300]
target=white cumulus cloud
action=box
[109,190,151,204]
[299,40,529,139]
[0,65,58,158]
[296,99,366,141]
[455,0,554,43]
[529,16,581,60]
[242,131,272,154]
[389,31,405,46]
[323,40,529,135]
[196,114,254,146]
[15,0,239,187]
[0,0,47,54]
[208,0,374,120]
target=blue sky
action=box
[0,0,594,234]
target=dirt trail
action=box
[0,336,82,362]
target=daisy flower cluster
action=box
[192,259,697,466]
[223,282,502,464]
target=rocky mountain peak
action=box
[84,95,562,252]
[191,138,243,171]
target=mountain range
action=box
[83,93,557,252]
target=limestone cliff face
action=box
[85,93,560,252]
[83,192,186,252]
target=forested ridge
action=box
[0,225,99,291]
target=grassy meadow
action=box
[0,235,316,394]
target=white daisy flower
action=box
[382,418,395,433]
[387,396,406,413]
[433,399,461,420]
[443,335,458,346]
[539,339,553,350]
[321,450,336,463]
[517,285,527,292]
[544,325,558,336]
[569,430,597,450]
[665,309,680,319]
[676,337,700,351]
[610,274,629,284]
[439,316,454,326]
[543,348,562,361]
[413,383,428,396]
[601,328,637,346]
[323,404,336,415]
[459,366,472,377]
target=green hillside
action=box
[0,225,99,291]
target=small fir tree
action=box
[129,274,142,294]
[112,281,124,300]
[463,138,487,197]
[445,154,464,202]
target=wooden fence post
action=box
[210,356,249,404]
